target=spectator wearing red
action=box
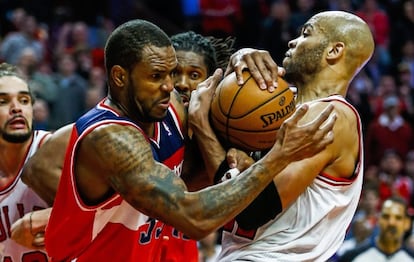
[365,95,414,166]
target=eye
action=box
[0,98,7,105]
[151,73,162,80]
[171,69,178,78]
[190,72,201,80]
[19,96,31,105]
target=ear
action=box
[111,65,127,87]
[326,42,345,64]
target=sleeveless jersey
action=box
[218,95,364,262]
[45,100,198,261]
[138,105,199,262]
[0,130,51,262]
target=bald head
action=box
[309,11,375,76]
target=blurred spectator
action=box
[397,62,414,126]
[346,70,375,135]
[370,75,401,118]
[49,52,87,130]
[53,21,105,72]
[258,0,293,63]
[15,46,58,105]
[389,0,414,66]
[288,0,318,36]
[199,0,241,38]
[338,196,414,261]
[0,14,46,65]
[357,182,382,229]
[85,66,107,110]
[377,150,414,208]
[365,95,414,166]
[406,151,414,210]
[33,98,51,130]
[355,0,391,72]
[398,39,414,89]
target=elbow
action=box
[184,226,214,241]
[179,216,219,240]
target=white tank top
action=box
[0,130,51,262]
[218,96,364,262]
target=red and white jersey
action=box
[0,130,51,262]
[218,95,364,262]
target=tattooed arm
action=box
[75,102,335,240]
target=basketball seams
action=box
[210,71,295,151]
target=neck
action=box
[105,97,155,137]
[0,138,32,185]
[376,236,402,255]
[295,78,348,104]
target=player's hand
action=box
[11,208,51,249]
[188,68,223,132]
[225,48,285,92]
[226,148,254,171]
[272,104,336,162]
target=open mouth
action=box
[8,117,27,129]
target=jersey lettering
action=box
[139,218,163,244]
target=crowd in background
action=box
[1,0,414,260]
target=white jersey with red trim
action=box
[218,95,364,262]
[0,130,51,262]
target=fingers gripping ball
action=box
[210,70,296,151]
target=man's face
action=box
[0,76,33,143]
[173,50,208,107]
[283,19,328,84]
[124,45,178,123]
[378,200,410,243]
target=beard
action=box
[283,42,327,85]
[2,130,32,143]
[125,79,168,123]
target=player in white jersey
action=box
[218,97,364,262]
[0,63,50,261]
[190,11,375,261]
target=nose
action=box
[162,75,175,93]
[288,38,297,49]
[174,75,190,93]
[10,98,23,114]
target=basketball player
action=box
[11,19,336,261]
[171,31,234,108]
[0,63,50,261]
[189,11,375,261]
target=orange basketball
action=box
[210,70,296,152]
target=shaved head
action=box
[309,11,375,76]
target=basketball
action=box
[210,70,296,152]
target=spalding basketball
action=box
[210,70,296,152]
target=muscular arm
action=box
[76,101,335,240]
[275,101,359,209]
[21,124,72,205]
